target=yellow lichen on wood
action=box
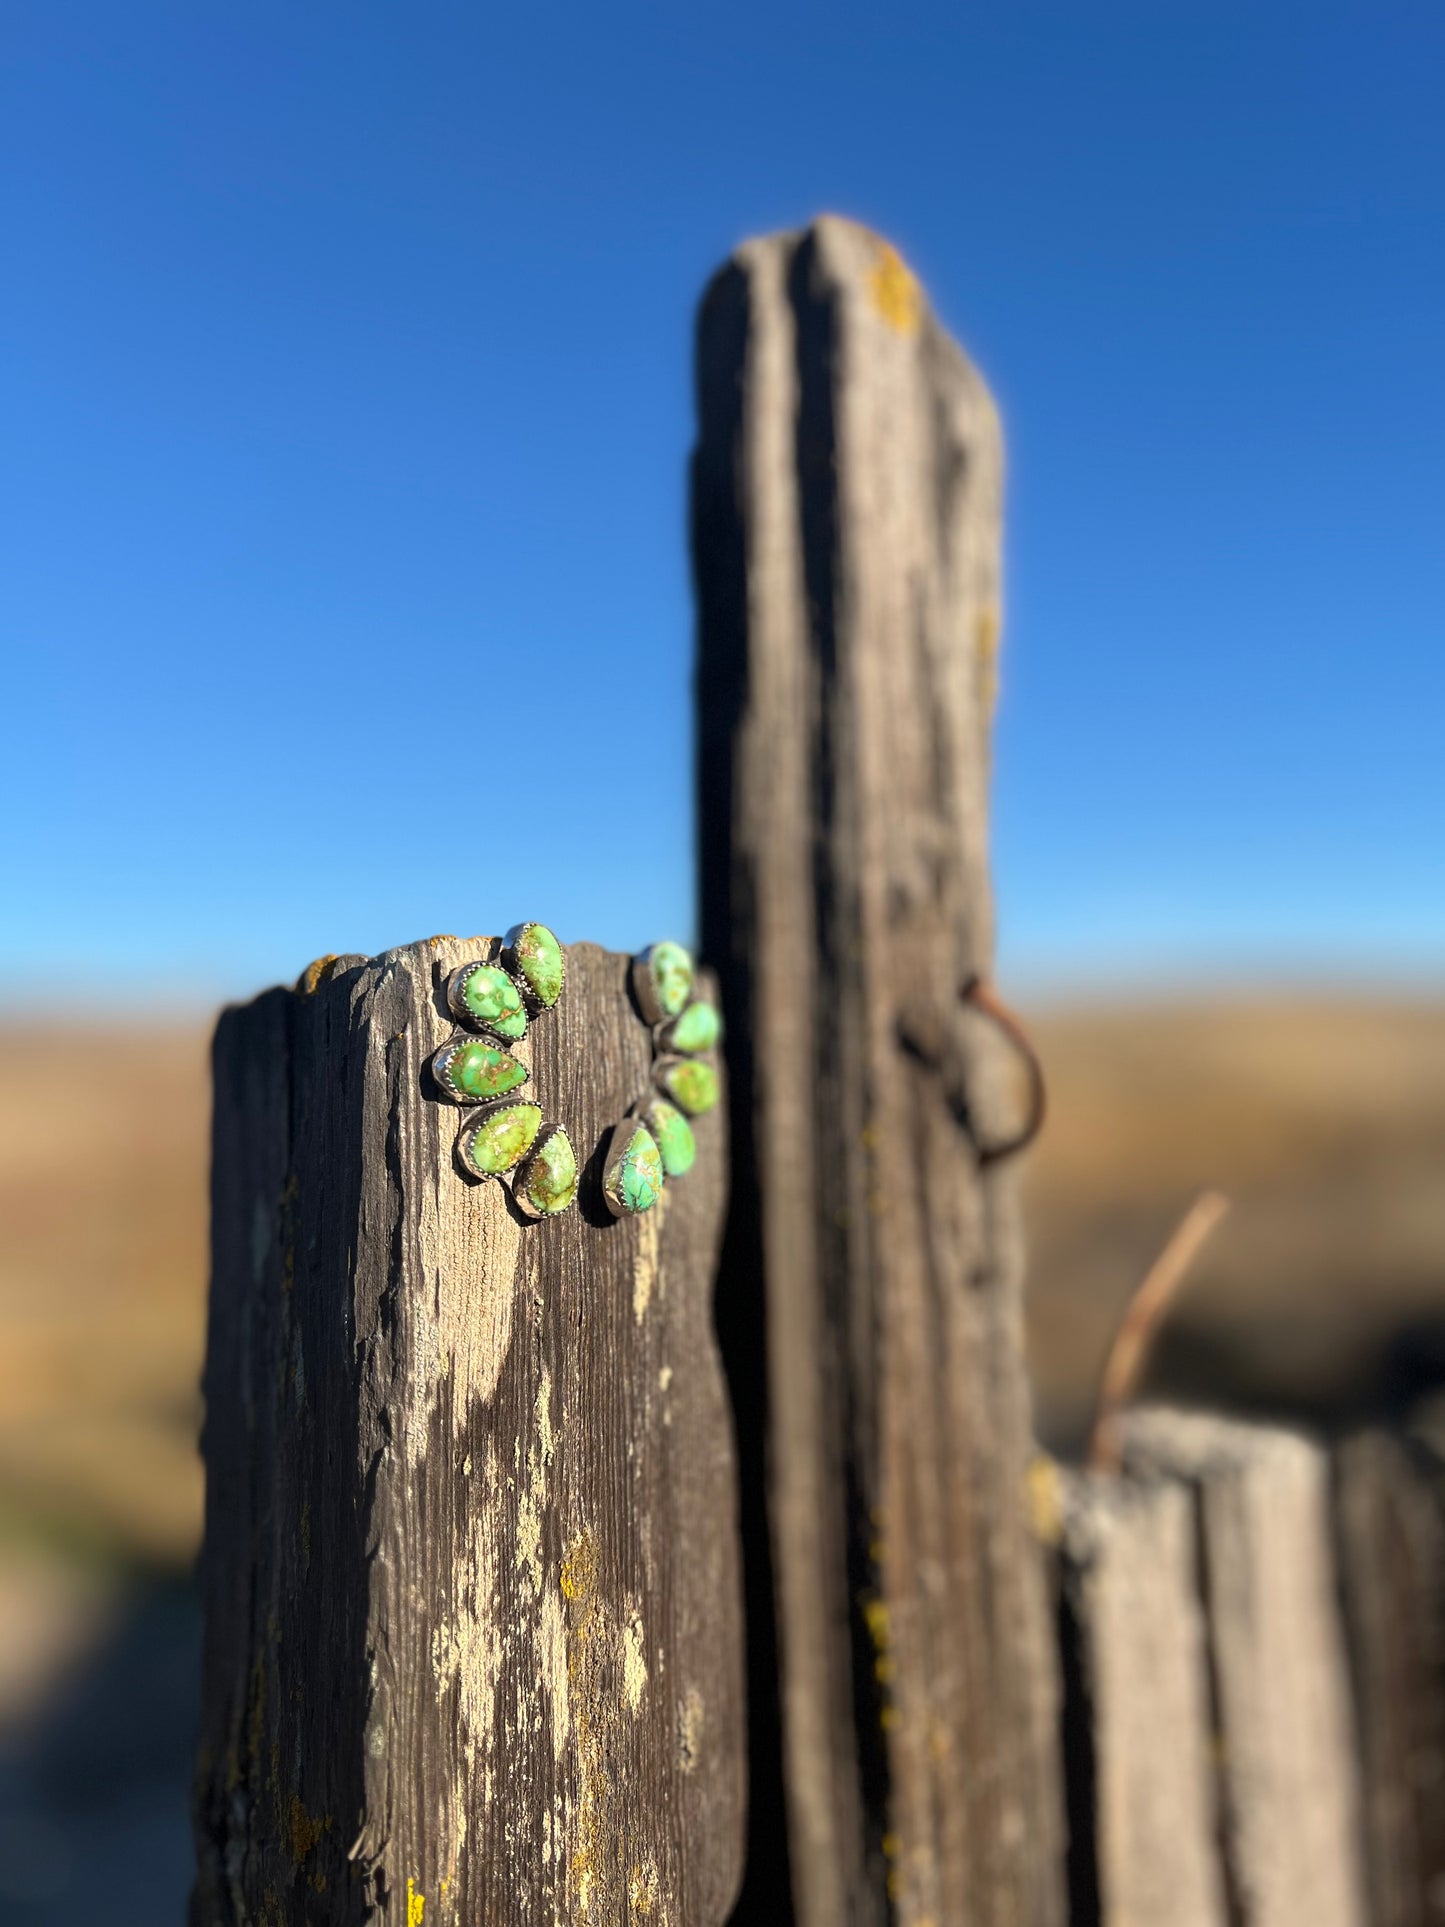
[867,244,922,335]
[862,1592,900,1734]
[561,1530,604,1913]
[297,954,339,995]
[1026,1452,1063,1548]
[406,1875,425,1923]
[558,1530,670,1920]
[560,1531,598,1605]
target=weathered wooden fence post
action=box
[191,938,745,1925]
[1056,1471,1227,1927]
[694,216,1065,1926]
[1118,1409,1368,1927]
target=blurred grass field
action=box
[1023,997,1445,1449]
[0,998,1442,1918]
[0,1026,207,1571]
[4,999,1445,1564]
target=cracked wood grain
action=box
[192,937,744,1926]
[694,214,1064,1927]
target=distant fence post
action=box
[191,939,745,1925]
[1336,1423,1445,1927]
[1120,1409,1368,1927]
[694,216,1065,1926]
[1056,1470,1227,1926]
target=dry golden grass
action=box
[0,998,1442,1567]
[1023,997,1445,1450]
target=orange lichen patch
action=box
[427,934,458,947]
[296,955,340,995]
[867,244,922,335]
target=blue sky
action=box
[3,1,1441,1008]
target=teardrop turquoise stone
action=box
[648,942,694,1019]
[642,1099,696,1178]
[658,1057,719,1117]
[665,1000,722,1054]
[442,1040,528,1103]
[459,964,527,1040]
[517,1126,578,1216]
[462,1101,541,1177]
[507,922,565,1009]
[604,1122,663,1215]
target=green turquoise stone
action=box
[505,922,565,1009]
[634,940,694,1023]
[461,1101,541,1177]
[516,1126,578,1217]
[650,941,693,1018]
[641,1098,696,1178]
[663,999,722,1055]
[441,1039,528,1103]
[657,1056,719,1118]
[603,1122,664,1216]
[459,964,527,1040]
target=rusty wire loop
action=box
[959,974,1047,1166]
